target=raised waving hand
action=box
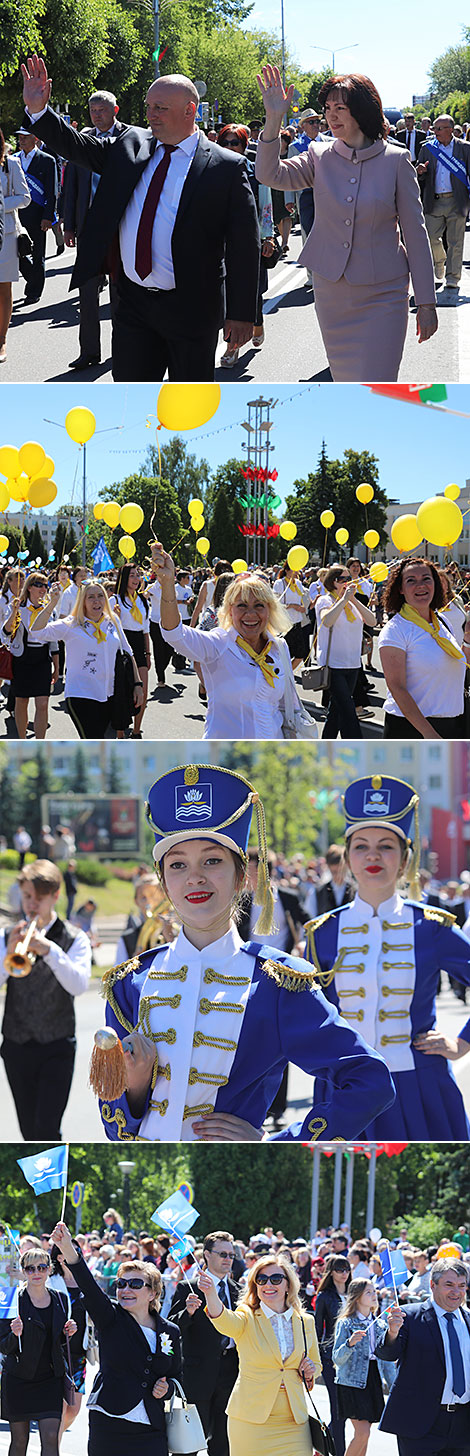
[21,53,52,113]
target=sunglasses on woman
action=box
[116,1277,151,1290]
[25,1263,49,1273]
[255,1272,287,1286]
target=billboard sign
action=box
[41,795,141,856]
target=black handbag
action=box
[300,1317,336,1456]
[263,235,282,268]
[110,646,136,730]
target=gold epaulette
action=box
[423,905,457,928]
[304,911,338,934]
[101,956,144,1033]
[261,958,316,993]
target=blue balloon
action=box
[18,550,29,560]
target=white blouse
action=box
[274,578,310,625]
[109,594,150,635]
[378,612,466,718]
[29,618,133,701]
[160,621,290,739]
[260,1303,295,1359]
[316,593,364,669]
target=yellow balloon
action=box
[119,502,144,533]
[28,478,57,508]
[335,528,349,545]
[436,1243,461,1259]
[390,514,423,552]
[416,495,463,548]
[279,521,297,541]
[93,503,104,520]
[0,534,9,553]
[191,515,205,531]
[356,483,374,504]
[7,474,30,503]
[157,384,221,431]
[32,453,55,480]
[0,481,10,511]
[102,502,121,529]
[370,562,388,582]
[364,529,380,549]
[65,407,96,445]
[287,545,309,570]
[18,441,45,478]
[188,498,204,514]
[196,537,210,555]
[118,535,136,559]
[231,559,248,573]
[444,482,460,501]
[320,509,335,528]
[0,445,20,479]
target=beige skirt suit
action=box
[207,1302,321,1456]
[255,135,436,381]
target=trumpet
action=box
[4,918,38,978]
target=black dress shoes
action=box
[68,355,101,370]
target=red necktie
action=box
[134,143,177,280]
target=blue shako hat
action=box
[342,774,420,898]
[146,764,273,931]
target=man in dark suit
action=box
[376,1257,470,1454]
[169,1229,240,1456]
[16,125,57,303]
[22,54,260,380]
[417,115,470,291]
[62,89,128,370]
[396,113,427,163]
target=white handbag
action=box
[165,1379,208,1454]
[277,637,318,740]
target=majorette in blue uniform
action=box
[305,773,470,1140]
[94,764,395,1142]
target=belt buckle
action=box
[445,1402,457,1412]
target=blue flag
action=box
[17,1145,68,1195]
[152,1189,199,1235]
[0,1283,19,1319]
[169,1235,197,1262]
[380,1246,408,1290]
[91,535,114,575]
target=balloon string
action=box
[322,528,328,567]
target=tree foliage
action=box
[427,30,470,104]
[220,742,356,857]
[284,444,388,560]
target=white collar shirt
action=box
[316,592,363,670]
[434,138,455,193]
[160,621,288,739]
[260,1302,294,1359]
[30,616,133,702]
[431,1297,470,1404]
[405,128,416,160]
[19,146,38,171]
[0,911,91,995]
[119,129,200,289]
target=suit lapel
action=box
[174,134,211,228]
[423,1304,446,1367]
[257,1308,284,1365]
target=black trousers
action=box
[321,1356,346,1456]
[66,696,114,739]
[185,1348,238,1456]
[322,668,362,739]
[150,622,173,683]
[1,1036,76,1140]
[383,711,466,740]
[396,1401,470,1454]
[19,215,47,299]
[78,273,118,359]
[112,273,220,382]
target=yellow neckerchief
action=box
[235,635,275,687]
[333,589,356,624]
[85,614,107,644]
[27,600,45,629]
[287,576,304,599]
[128,592,143,625]
[400,603,464,660]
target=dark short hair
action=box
[323,566,349,593]
[318,73,387,141]
[383,557,445,616]
[203,1230,234,1256]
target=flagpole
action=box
[60,1145,69,1222]
[384,1240,399,1305]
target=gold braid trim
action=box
[149,1098,169,1115]
[188,1069,229,1087]
[101,1105,134,1140]
[423,906,457,928]
[199,997,244,1015]
[184,1103,214,1119]
[261,958,316,993]
[193,1031,237,1051]
[148,966,188,982]
[305,926,353,990]
[203,968,250,986]
[101,958,144,1034]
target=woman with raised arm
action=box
[255,65,437,381]
[0,1246,77,1456]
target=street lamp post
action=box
[310,42,359,73]
[118,1160,136,1229]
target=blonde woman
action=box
[332,1279,388,1456]
[198,1253,321,1456]
[152,542,315,738]
[12,578,143,738]
[1,570,58,738]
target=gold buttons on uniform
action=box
[199,997,244,1015]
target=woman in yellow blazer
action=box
[198,1253,321,1456]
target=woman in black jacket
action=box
[0,1247,77,1456]
[314,1255,351,1456]
[51,1221,182,1456]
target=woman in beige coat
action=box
[199,1254,321,1456]
[255,67,438,381]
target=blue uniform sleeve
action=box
[458,1017,470,1044]
[432,920,470,985]
[268,979,395,1141]
[99,964,152,1141]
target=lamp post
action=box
[118,1160,136,1229]
[310,42,359,73]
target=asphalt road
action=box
[2,226,470,383]
[0,639,387,741]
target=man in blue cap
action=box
[90,763,395,1143]
[305,773,470,1139]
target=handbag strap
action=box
[299,1316,328,1429]
[57,1291,74,1378]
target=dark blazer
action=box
[315,879,354,918]
[314,1285,344,1356]
[19,147,57,224]
[67,1254,182,1429]
[0,1287,68,1380]
[376,1300,470,1437]
[26,108,260,327]
[63,121,128,238]
[417,137,470,217]
[238,888,308,952]
[169,1273,239,1404]
[396,128,427,161]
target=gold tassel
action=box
[406,796,421,902]
[252,793,274,935]
[89,1029,128,1101]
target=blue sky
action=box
[1,383,469,518]
[245,3,467,107]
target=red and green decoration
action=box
[238,466,282,510]
[367,385,447,405]
[238,522,281,538]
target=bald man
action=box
[22,56,260,379]
[417,115,470,291]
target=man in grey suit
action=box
[417,115,470,291]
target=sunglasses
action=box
[255,1272,287,1286]
[26,1263,49,1273]
[223,139,243,148]
[214,1251,234,1260]
[116,1277,150,1290]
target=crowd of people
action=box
[1,551,470,741]
[1,1215,470,1456]
[0,55,467,379]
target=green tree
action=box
[0,763,20,847]
[427,31,470,105]
[28,521,45,562]
[220,742,355,857]
[14,752,59,851]
[52,518,77,563]
[142,438,210,519]
[86,475,183,567]
[284,444,388,560]
[67,746,91,794]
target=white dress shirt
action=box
[434,139,455,193]
[0,912,91,994]
[28,618,133,702]
[316,594,364,670]
[119,130,200,288]
[431,1297,470,1404]
[260,1302,294,1359]
[160,621,288,739]
[19,146,39,173]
